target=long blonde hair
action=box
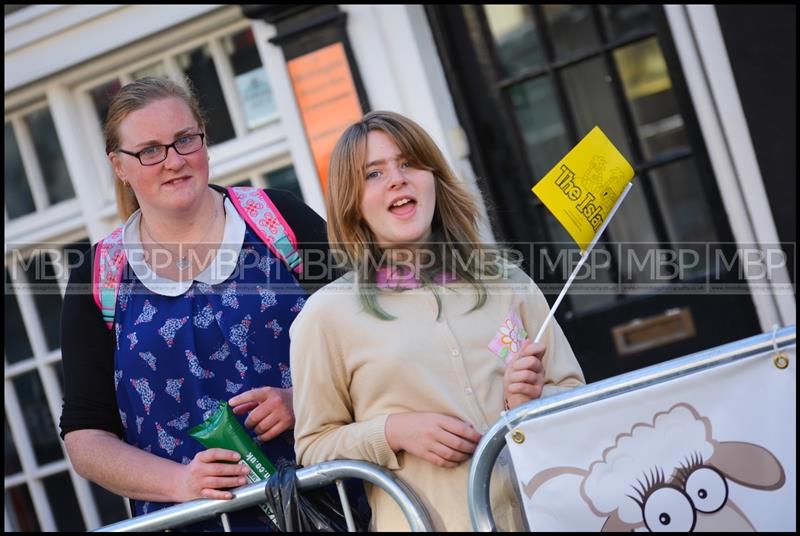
[326,110,497,319]
[105,77,206,221]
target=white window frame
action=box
[5,7,318,531]
[4,226,106,531]
[71,18,298,225]
[5,102,77,218]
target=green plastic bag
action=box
[188,401,277,522]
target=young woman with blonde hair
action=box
[290,111,585,531]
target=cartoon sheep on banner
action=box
[521,403,786,531]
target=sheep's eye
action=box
[643,486,696,532]
[684,466,728,513]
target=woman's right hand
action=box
[385,412,482,468]
[174,448,252,501]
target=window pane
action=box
[484,5,544,77]
[25,108,75,205]
[131,62,168,81]
[606,180,660,242]
[649,158,719,245]
[5,415,22,476]
[264,166,303,201]
[231,179,253,188]
[225,28,276,130]
[20,250,64,352]
[608,181,661,286]
[560,56,633,161]
[539,213,618,313]
[5,485,41,532]
[568,256,618,313]
[5,268,34,363]
[89,79,122,129]
[177,45,236,145]
[13,371,62,466]
[543,5,601,59]
[507,77,571,179]
[43,471,86,531]
[600,4,654,41]
[91,482,129,526]
[614,37,688,160]
[5,123,36,219]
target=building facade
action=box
[4,4,795,531]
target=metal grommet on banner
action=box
[774,352,790,369]
[770,324,789,369]
[501,408,525,444]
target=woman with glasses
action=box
[58,77,335,530]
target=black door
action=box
[426,5,761,382]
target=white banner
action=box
[507,346,796,532]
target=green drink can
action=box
[188,401,277,521]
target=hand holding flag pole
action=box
[530,126,635,344]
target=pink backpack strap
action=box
[93,226,127,330]
[227,187,304,274]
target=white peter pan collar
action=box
[122,195,246,297]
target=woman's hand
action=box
[503,340,546,410]
[385,412,482,468]
[229,387,294,442]
[175,448,251,501]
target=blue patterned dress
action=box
[113,223,307,530]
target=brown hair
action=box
[326,110,498,319]
[105,77,206,221]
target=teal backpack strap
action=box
[227,187,304,274]
[92,226,127,329]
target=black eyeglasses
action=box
[118,133,205,166]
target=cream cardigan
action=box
[290,264,585,531]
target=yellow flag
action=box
[531,126,634,251]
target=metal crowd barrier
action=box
[467,325,797,531]
[95,459,433,532]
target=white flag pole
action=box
[533,182,634,344]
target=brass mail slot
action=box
[612,307,696,356]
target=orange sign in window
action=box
[287,42,364,192]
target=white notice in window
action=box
[235,68,276,130]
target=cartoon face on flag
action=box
[531,127,634,251]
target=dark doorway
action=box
[427,4,761,382]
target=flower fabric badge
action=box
[488,307,528,364]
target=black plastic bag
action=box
[263,464,369,532]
